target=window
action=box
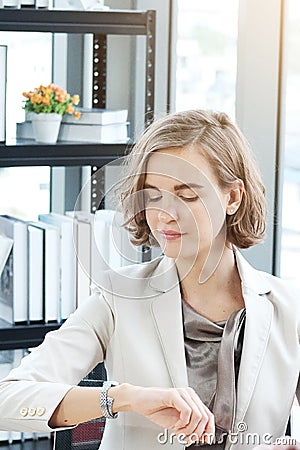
[0,166,50,220]
[279,0,300,286]
[0,31,52,140]
[175,0,239,119]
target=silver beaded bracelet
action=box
[99,381,119,419]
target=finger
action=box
[178,389,215,445]
[202,407,215,440]
[165,389,193,429]
[202,412,214,440]
[174,389,209,438]
[187,388,215,439]
[172,391,200,432]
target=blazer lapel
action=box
[151,289,188,388]
[149,256,188,388]
[234,252,274,425]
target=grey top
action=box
[182,299,225,410]
[182,299,246,449]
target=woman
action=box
[0,110,299,450]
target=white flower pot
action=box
[31,113,62,144]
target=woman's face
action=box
[144,147,232,262]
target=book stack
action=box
[0,216,28,324]
[65,210,142,306]
[59,107,129,143]
[16,108,130,144]
[0,210,141,324]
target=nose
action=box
[157,207,178,223]
[157,192,181,222]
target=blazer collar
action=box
[148,249,272,296]
[234,287,273,426]
[148,255,179,293]
[150,283,188,387]
[148,256,188,387]
[234,249,271,295]
[232,250,274,426]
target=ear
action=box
[226,179,244,215]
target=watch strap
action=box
[99,381,119,419]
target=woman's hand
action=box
[110,384,215,445]
[49,382,214,443]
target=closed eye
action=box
[144,189,199,204]
[178,195,199,202]
[177,187,200,202]
[144,189,162,203]
[143,185,199,205]
[146,195,162,203]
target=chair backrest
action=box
[53,365,106,450]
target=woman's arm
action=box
[0,293,114,433]
[49,383,215,445]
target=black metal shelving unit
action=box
[0,9,154,34]
[0,141,131,167]
[0,8,156,351]
[0,323,60,350]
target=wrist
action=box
[108,383,140,413]
[100,381,119,418]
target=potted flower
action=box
[22,84,80,144]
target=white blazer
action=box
[0,251,299,450]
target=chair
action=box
[53,364,106,450]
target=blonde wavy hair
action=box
[116,109,266,249]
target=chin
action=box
[156,240,180,259]
[165,239,215,261]
[163,244,197,261]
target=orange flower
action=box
[42,95,50,106]
[56,95,64,103]
[72,94,80,105]
[74,111,81,119]
[66,104,75,114]
[31,94,43,104]
[23,83,80,116]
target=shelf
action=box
[0,438,52,449]
[0,9,154,35]
[0,323,60,350]
[0,141,130,166]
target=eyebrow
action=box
[144,183,203,191]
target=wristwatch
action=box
[99,381,119,419]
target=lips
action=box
[161,230,181,236]
[159,229,183,240]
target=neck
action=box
[177,244,244,321]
